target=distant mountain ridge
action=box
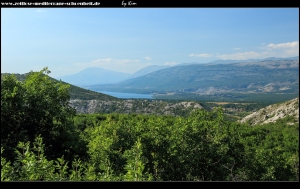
[56,56,299,87]
[129,65,170,79]
[55,67,131,87]
[84,58,299,103]
[206,56,299,65]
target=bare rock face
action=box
[240,97,299,126]
[68,99,204,116]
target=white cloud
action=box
[216,51,271,60]
[164,62,177,66]
[233,48,241,50]
[73,58,152,74]
[92,58,113,63]
[36,9,45,12]
[217,41,299,60]
[91,58,140,64]
[145,56,152,60]
[189,53,213,58]
[266,41,299,49]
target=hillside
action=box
[1,73,119,101]
[89,59,299,93]
[85,59,299,102]
[240,97,299,126]
[1,72,208,116]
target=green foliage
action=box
[123,138,153,181]
[1,73,27,161]
[1,147,16,181]
[1,68,298,181]
[1,136,116,181]
[1,72,119,101]
[2,136,57,181]
[1,68,87,162]
[78,109,298,181]
[2,109,299,181]
[239,121,299,181]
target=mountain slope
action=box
[129,65,170,79]
[207,56,299,65]
[1,73,119,101]
[56,67,131,87]
[240,97,299,126]
[88,59,299,95]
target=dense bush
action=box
[1,68,298,181]
[1,68,87,163]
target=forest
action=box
[1,68,299,181]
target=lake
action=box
[98,91,154,99]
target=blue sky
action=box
[1,8,299,78]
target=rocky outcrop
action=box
[68,99,204,116]
[240,97,299,126]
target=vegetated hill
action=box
[1,72,208,116]
[55,67,131,87]
[240,97,299,126]
[1,73,119,101]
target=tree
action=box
[1,67,84,162]
[1,72,27,161]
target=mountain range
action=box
[2,71,299,121]
[55,65,171,87]
[56,56,299,89]
[85,58,299,96]
[4,56,298,103]
[55,67,131,87]
[206,56,299,65]
[130,65,170,78]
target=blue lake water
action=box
[98,91,154,99]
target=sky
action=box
[1,8,299,78]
